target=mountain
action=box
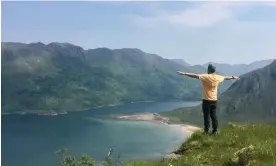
[1,42,203,114]
[172,59,274,76]
[219,59,276,117]
[201,59,274,93]
[203,59,274,76]
[171,59,274,93]
[186,65,206,74]
[171,59,190,67]
[162,60,276,125]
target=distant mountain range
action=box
[203,60,274,76]
[172,58,274,92]
[1,42,203,113]
[171,58,274,76]
[1,42,274,114]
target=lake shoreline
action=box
[110,112,202,160]
[1,111,68,116]
[110,112,201,134]
[1,101,157,116]
[1,100,201,116]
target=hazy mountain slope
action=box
[202,59,274,92]
[172,59,274,93]
[219,60,276,116]
[162,60,276,125]
[203,59,274,76]
[171,59,190,67]
[1,42,202,113]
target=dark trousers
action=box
[202,99,218,133]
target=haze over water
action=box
[2,101,200,166]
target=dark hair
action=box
[207,64,216,74]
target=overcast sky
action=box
[2,1,276,65]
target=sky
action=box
[2,1,276,65]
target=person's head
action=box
[207,64,216,74]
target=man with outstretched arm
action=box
[177,64,240,136]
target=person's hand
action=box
[233,76,240,80]
[177,71,185,75]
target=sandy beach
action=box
[114,113,201,134]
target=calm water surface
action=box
[2,101,200,166]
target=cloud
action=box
[263,2,276,7]
[127,2,276,28]
[167,3,234,28]
[127,2,237,28]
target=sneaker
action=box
[211,131,218,136]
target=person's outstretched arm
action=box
[224,76,240,80]
[177,71,199,79]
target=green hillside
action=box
[1,42,203,114]
[125,124,276,166]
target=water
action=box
[1,101,200,166]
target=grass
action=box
[124,123,276,166]
[57,123,276,166]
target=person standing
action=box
[177,64,240,135]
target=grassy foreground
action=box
[124,123,276,166]
[58,123,276,166]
